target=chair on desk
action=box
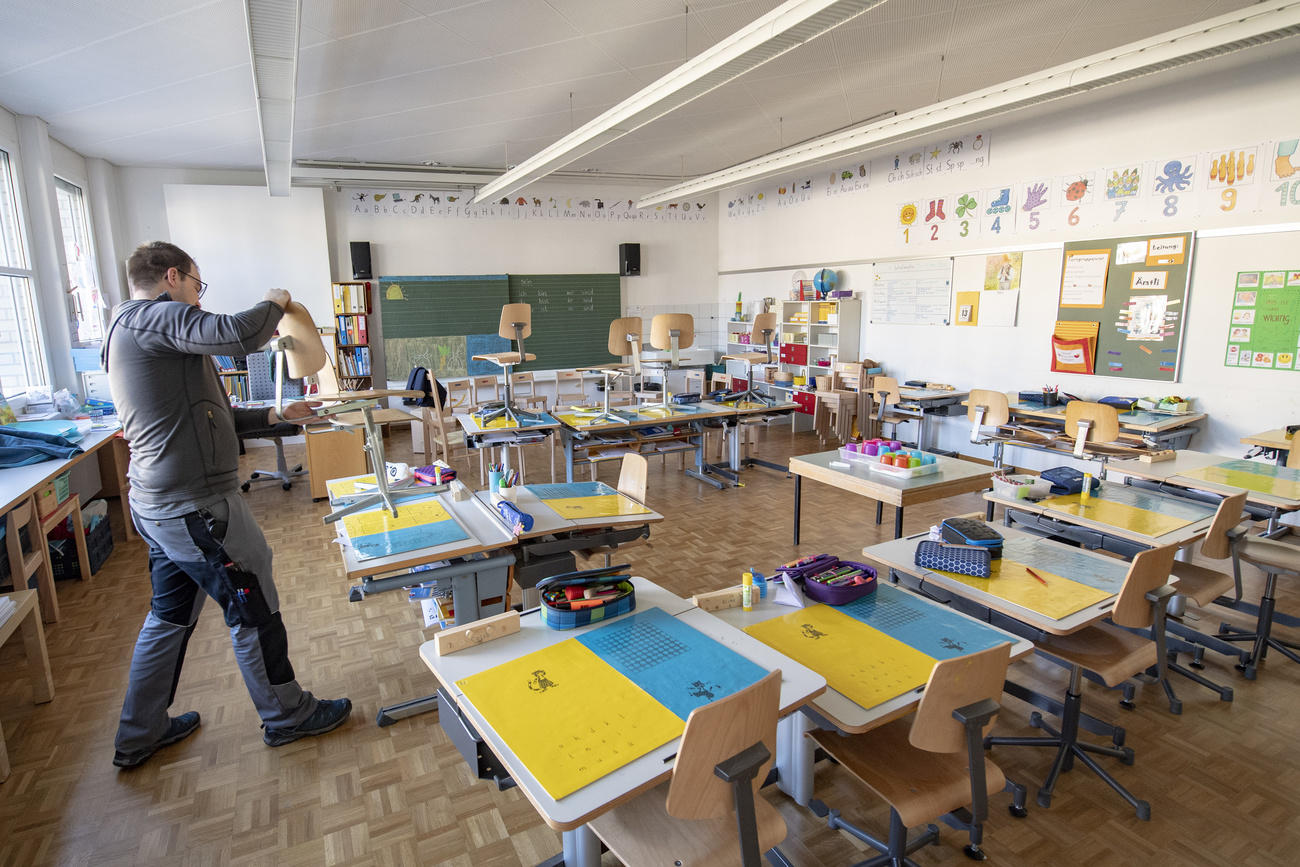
[864,376,916,444]
[809,644,1027,865]
[1063,400,1121,457]
[965,389,1012,519]
[509,371,548,412]
[985,543,1179,820]
[577,453,649,567]
[588,670,793,867]
[554,370,587,410]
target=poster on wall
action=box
[1223,269,1300,371]
[984,252,1022,292]
[870,258,953,325]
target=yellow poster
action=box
[1041,492,1194,537]
[744,605,935,708]
[457,640,682,800]
[932,558,1112,620]
[545,494,651,519]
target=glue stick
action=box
[1081,472,1093,501]
[742,572,754,612]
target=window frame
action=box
[0,144,47,392]
[54,174,106,345]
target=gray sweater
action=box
[104,293,284,518]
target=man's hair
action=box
[127,241,194,294]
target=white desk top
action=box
[0,424,123,515]
[1109,451,1300,510]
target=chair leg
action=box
[811,800,938,867]
[1215,572,1300,679]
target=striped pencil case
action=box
[914,540,992,579]
[537,564,635,630]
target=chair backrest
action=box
[510,371,535,395]
[445,379,474,410]
[608,317,643,356]
[1200,490,1249,561]
[556,369,584,393]
[498,303,531,341]
[665,669,781,820]
[684,370,704,394]
[278,301,328,379]
[870,375,901,406]
[832,361,864,392]
[749,312,778,345]
[651,313,695,351]
[1064,400,1120,443]
[617,453,649,503]
[471,375,499,403]
[1111,543,1178,629]
[909,643,1012,753]
[966,388,1010,427]
[1288,437,1299,469]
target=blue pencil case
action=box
[496,500,534,535]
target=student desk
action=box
[893,387,970,452]
[419,578,826,867]
[709,582,1032,807]
[1240,427,1294,465]
[1109,451,1300,533]
[1006,403,1205,450]
[455,411,560,477]
[0,425,133,540]
[789,449,993,540]
[0,589,54,781]
[552,403,733,488]
[985,479,1217,558]
[699,397,799,480]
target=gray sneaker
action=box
[263,698,352,747]
[113,711,201,769]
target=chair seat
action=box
[588,778,788,867]
[720,352,769,363]
[1170,561,1235,607]
[809,719,1007,829]
[1237,536,1300,574]
[1035,621,1157,687]
[473,352,536,365]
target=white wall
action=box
[715,45,1300,460]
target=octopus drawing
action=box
[1154,160,1193,193]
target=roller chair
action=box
[588,670,794,867]
[239,349,307,491]
[965,389,1011,519]
[985,544,1179,820]
[809,644,1027,865]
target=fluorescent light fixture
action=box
[471,0,891,204]
[244,0,301,197]
[291,160,683,190]
[640,1,1300,208]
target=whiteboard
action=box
[870,257,953,325]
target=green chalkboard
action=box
[379,275,509,380]
[1055,232,1194,382]
[508,274,622,372]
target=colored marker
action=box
[1025,567,1049,586]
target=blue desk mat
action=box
[529,481,618,499]
[577,607,767,720]
[838,582,1011,659]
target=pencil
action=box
[1025,567,1049,586]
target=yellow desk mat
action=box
[932,558,1112,620]
[341,495,454,537]
[327,474,378,499]
[744,605,935,709]
[1178,463,1300,501]
[1040,492,1195,537]
[545,493,651,519]
[456,639,683,801]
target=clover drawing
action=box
[955,194,979,218]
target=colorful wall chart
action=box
[1223,269,1300,371]
[1054,232,1194,381]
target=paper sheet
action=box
[744,603,937,709]
[531,481,651,519]
[1178,460,1300,501]
[1040,491,1197,537]
[341,496,470,559]
[457,637,683,801]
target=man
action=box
[105,241,350,769]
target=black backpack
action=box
[404,366,447,408]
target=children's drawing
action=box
[1021,181,1049,211]
[1207,147,1258,188]
[985,187,1011,215]
[1153,159,1194,193]
[899,203,918,226]
[1273,139,1299,179]
[1125,295,1169,341]
[925,199,947,222]
[955,193,979,217]
[1105,166,1141,199]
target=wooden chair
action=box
[470,374,500,407]
[966,388,1012,519]
[683,369,704,397]
[985,543,1180,820]
[864,376,916,444]
[1063,400,1120,457]
[1212,510,1300,680]
[510,371,548,412]
[578,453,649,568]
[4,498,58,623]
[588,670,790,867]
[444,379,475,413]
[554,370,587,410]
[809,644,1026,863]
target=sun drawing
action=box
[899,203,918,225]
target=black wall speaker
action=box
[619,242,641,276]
[349,241,373,280]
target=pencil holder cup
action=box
[1042,390,1058,407]
[491,486,518,505]
[489,470,503,493]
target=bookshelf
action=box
[214,355,249,402]
[772,297,861,418]
[332,281,372,390]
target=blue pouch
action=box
[915,540,992,579]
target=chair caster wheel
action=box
[1009,805,1028,819]
[963,844,987,861]
[1028,712,1044,729]
[1135,801,1151,821]
[251,472,261,479]
[241,482,251,492]
[1189,660,1205,670]
[1036,790,1052,809]
[1238,663,1257,680]
[1119,698,1135,711]
[282,482,292,491]
[1168,700,1182,715]
[1121,747,1136,766]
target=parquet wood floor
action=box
[2,423,1298,866]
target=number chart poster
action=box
[1224,270,1300,371]
[1054,232,1194,381]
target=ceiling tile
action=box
[301,0,422,39]
[433,0,582,54]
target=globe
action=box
[813,268,838,297]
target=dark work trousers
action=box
[115,492,317,752]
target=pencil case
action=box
[537,565,635,630]
[915,540,991,578]
[801,559,877,605]
[495,500,534,535]
[775,553,841,582]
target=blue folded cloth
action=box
[0,425,85,468]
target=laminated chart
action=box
[341,495,469,559]
[530,481,652,519]
[456,607,767,800]
[744,583,1011,709]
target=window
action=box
[55,177,105,345]
[0,147,46,391]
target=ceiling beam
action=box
[637,1,1300,208]
[470,0,892,204]
[244,0,301,196]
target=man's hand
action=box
[270,401,328,426]
[264,288,291,310]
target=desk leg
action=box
[793,476,801,545]
[729,421,741,472]
[69,504,90,583]
[894,506,904,539]
[560,825,602,867]
[21,607,54,704]
[776,711,814,807]
[562,432,575,483]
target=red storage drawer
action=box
[793,391,816,415]
[788,344,808,366]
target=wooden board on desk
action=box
[435,611,520,655]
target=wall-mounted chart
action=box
[870,257,953,325]
[1223,269,1300,371]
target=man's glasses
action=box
[178,269,208,299]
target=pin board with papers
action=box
[1054,232,1194,381]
